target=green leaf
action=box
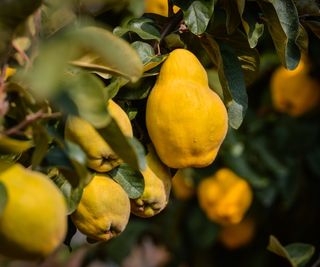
[105,77,129,99]
[293,0,320,16]
[267,235,315,267]
[304,19,320,39]
[0,182,8,216]
[286,243,316,267]
[114,18,161,41]
[182,0,215,35]
[69,26,143,82]
[62,72,110,129]
[43,139,90,188]
[206,37,248,129]
[0,135,33,154]
[241,9,264,48]
[116,77,154,100]
[50,169,84,214]
[24,25,143,99]
[41,3,76,37]
[258,0,301,70]
[131,41,167,72]
[98,120,146,171]
[108,163,144,199]
[221,0,242,34]
[31,125,50,169]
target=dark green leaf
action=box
[0,182,8,216]
[116,77,154,100]
[217,40,248,129]
[304,20,320,39]
[114,18,161,41]
[286,243,316,267]
[293,0,320,16]
[182,0,215,35]
[296,24,309,51]
[221,0,242,34]
[31,124,50,169]
[98,119,146,171]
[65,141,91,186]
[51,169,84,214]
[108,163,144,199]
[258,0,301,69]
[268,235,315,267]
[64,216,77,250]
[43,140,90,188]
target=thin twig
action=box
[2,110,62,136]
[153,10,184,51]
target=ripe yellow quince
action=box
[219,217,256,249]
[144,0,180,16]
[0,164,67,260]
[197,168,252,225]
[65,99,133,172]
[71,174,130,242]
[146,49,228,168]
[270,57,320,117]
[131,150,171,218]
[172,169,195,200]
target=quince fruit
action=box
[146,49,228,168]
[197,168,252,225]
[71,174,130,241]
[0,164,67,260]
[271,57,320,117]
[131,150,171,217]
[144,0,179,16]
[65,99,133,172]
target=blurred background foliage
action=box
[1,0,320,267]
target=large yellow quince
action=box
[270,57,320,117]
[71,174,130,242]
[131,150,171,218]
[0,164,67,260]
[65,99,133,172]
[197,168,252,225]
[146,49,228,169]
[144,0,179,16]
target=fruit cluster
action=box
[0,49,253,260]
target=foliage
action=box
[0,0,320,266]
